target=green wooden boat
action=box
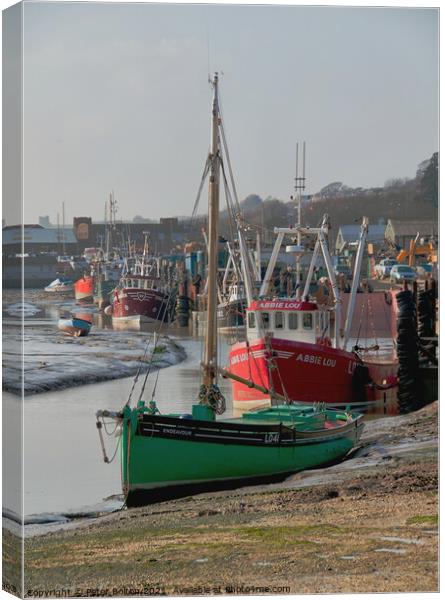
[96,73,364,507]
[97,401,363,507]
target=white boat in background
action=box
[44,277,74,294]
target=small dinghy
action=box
[44,277,74,294]
[58,317,92,337]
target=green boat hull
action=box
[119,405,364,505]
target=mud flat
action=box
[2,327,186,395]
[8,402,437,596]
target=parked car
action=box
[389,265,418,283]
[375,258,398,279]
[416,263,433,278]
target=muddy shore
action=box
[4,402,438,596]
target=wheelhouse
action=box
[246,300,332,344]
[120,276,164,291]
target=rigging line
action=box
[220,159,238,246]
[126,262,176,406]
[126,331,154,406]
[137,286,177,404]
[151,361,161,400]
[218,99,242,217]
[221,166,237,224]
[101,417,119,436]
[218,147,238,222]
[190,156,211,223]
[106,433,122,465]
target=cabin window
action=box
[303,312,313,330]
[248,312,255,329]
[275,312,284,329]
[261,312,270,329]
[288,312,298,330]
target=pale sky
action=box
[11,2,441,224]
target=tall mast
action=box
[57,212,61,255]
[202,72,221,387]
[103,201,107,254]
[62,202,66,255]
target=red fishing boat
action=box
[111,249,175,328]
[111,279,174,327]
[227,216,398,413]
[74,274,94,302]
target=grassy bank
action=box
[9,402,439,595]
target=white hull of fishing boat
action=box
[111,314,156,330]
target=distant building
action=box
[73,217,94,245]
[39,215,51,227]
[2,224,77,254]
[385,220,438,250]
[335,224,386,253]
[81,216,188,254]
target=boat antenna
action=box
[294,141,306,299]
[206,25,211,82]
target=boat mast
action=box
[62,202,66,255]
[202,72,221,387]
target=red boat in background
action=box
[111,279,174,327]
[226,216,398,414]
[74,275,94,302]
[110,246,175,328]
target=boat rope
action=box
[190,155,211,223]
[218,94,243,217]
[198,383,226,415]
[264,335,290,404]
[136,290,176,406]
[101,417,119,436]
[96,416,122,464]
[220,160,238,247]
[245,339,269,394]
[138,312,171,402]
[246,339,253,382]
[126,331,155,406]
[126,284,176,408]
[151,365,162,401]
